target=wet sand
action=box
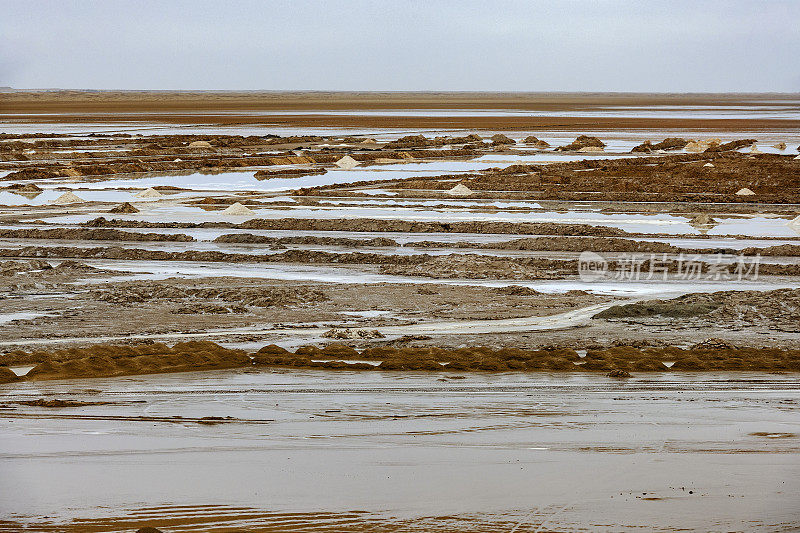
[1,370,799,531]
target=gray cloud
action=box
[1,0,798,91]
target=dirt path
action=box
[0,302,620,348]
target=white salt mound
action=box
[735,188,756,196]
[794,155,800,160]
[704,163,714,167]
[135,188,163,199]
[577,146,604,152]
[335,155,359,170]
[49,191,83,204]
[447,183,473,197]
[360,138,377,145]
[222,202,255,216]
[684,141,706,152]
[188,140,212,148]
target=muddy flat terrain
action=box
[1,91,799,531]
[2,371,799,532]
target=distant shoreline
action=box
[2,91,798,132]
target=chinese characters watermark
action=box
[578,251,760,282]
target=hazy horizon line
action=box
[4,89,800,96]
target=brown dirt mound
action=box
[555,135,606,151]
[652,138,689,150]
[490,134,515,145]
[632,138,690,152]
[705,139,757,152]
[631,141,655,153]
[0,367,20,383]
[23,341,251,380]
[384,135,433,148]
[7,182,44,192]
[253,167,326,180]
[522,136,550,148]
[108,202,139,214]
[594,288,800,329]
[251,344,800,372]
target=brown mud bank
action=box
[254,342,800,372]
[0,228,194,242]
[595,288,800,330]
[0,259,116,291]
[214,233,784,255]
[3,245,800,281]
[343,152,800,203]
[213,233,400,248]
[80,216,800,242]
[84,216,630,237]
[5,341,250,380]
[380,254,800,280]
[3,340,800,381]
[89,283,327,308]
[1,146,479,178]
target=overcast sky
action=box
[2,0,798,92]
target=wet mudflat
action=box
[1,370,799,532]
[1,92,800,531]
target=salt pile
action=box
[689,213,717,225]
[788,215,800,235]
[704,163,714,167]
[684,141,706,152]
[447,183,473,196]
[49,191,83,204]
[222,202,255,216]
[688,213,718,234]
[335,155,359,170]
[188,140,212,148]
[735,188,756,196]
[577,146,604,152]
[135,188,163,199]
